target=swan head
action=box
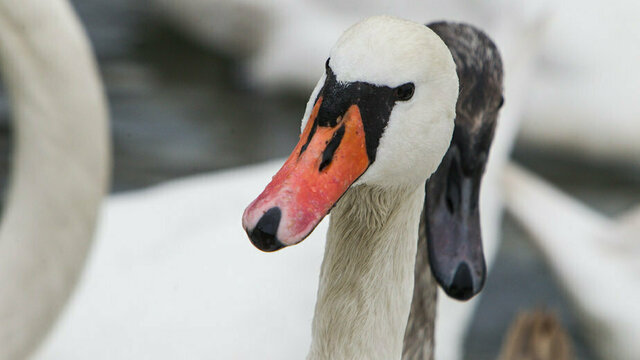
[242,16,458,251]
[424,22,504,300]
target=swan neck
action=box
[308,184,424,360]
[0,1,109,358]
[402,214,437,360]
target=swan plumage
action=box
[151,0,640,170]
[520,0,640,167]
[34,160,325,359]
[0,0,109,358]
[148,0,544,91]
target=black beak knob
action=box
[445,262,475,300]
[247,207,284,252]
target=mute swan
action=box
[242,16,460,358]
[0,0,109,358]
[403,21,504,359]
[504,163,640,360]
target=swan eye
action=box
[394,83,414,101]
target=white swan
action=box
[152,0,640,169]
[147,0,545,91]
[241,16,459,358]
[34,160,329,359]
[0,0,109,358]
[503,163,640,360]
[520,0,640,168]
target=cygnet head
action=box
[424,22,504,300]
[243,16,458,251]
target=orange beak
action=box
[242,97,370,251]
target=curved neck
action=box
[402,214,437,360]
[308,184,424,360]
[0,0,109,358]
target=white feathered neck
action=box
[308,184,424,359]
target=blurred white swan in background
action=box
[0,0,109,358]
[149,0,545,91]
[504,163,640,360]
[150,0,640,169]
[521,0,640,168]
[35,161,328,359]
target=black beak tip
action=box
[247,207,284,252]
[443,262,476,301]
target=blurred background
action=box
[1,0,639,359]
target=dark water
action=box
[1,1,639,359]
[64,0,305,191]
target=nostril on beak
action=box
[248,207,284,252]
[447,262,474,301]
